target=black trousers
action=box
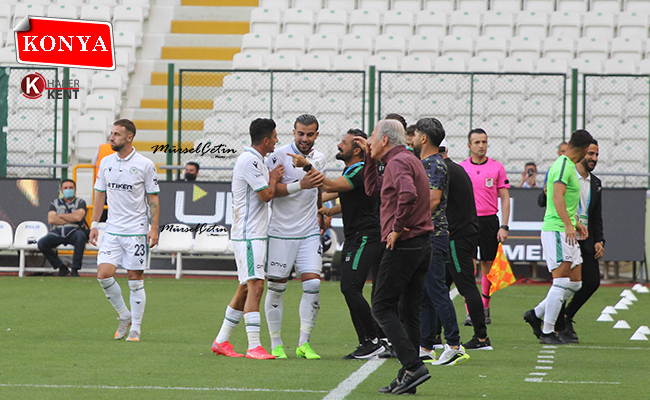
[372,234,432,372]
[340,232,384,343]
[38,230,87,270]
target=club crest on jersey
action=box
[130,167,138,175]
[485,177,494,188]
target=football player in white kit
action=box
[89,119,160,342]
[211,118,284,360]
[265,114,327,359]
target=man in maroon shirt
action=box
[355,119,434,395]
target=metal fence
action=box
[178,69,366,180]
[2,67,59,178]
[583,74,650,188]
[378,71,567,186]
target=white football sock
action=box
[298,279,320,347]
[215,305,243,343]
[128,280,146,333]
[265,281,286,348]
[534,299,546,319]
[244,312,261,350]
[563,281,583,301]
[98,277,130,320]
[542,277,570,334]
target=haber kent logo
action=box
[20,72,80,100]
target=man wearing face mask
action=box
[184,162,200,182]
[38,179,89,277]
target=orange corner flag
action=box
[486,243,516,296]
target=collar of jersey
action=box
[290,142,314,158]
[116,147,137,162]
[244,146,263,161]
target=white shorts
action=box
[232,239,267,285]
[97,233,149,270]
[541,230,583,272]
[267,235,322,280]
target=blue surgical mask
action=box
[62,189,75,199]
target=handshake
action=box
[284,153,325,190]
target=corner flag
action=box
[487,243,516,296]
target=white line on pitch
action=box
[538,355,554,359]
[537,360,554,364]
[529,380,621,385]
[565,346,650,351]
[535,366,553,370]
[322,359,386,400]
[529,373,547,376]
[0,384,329,393]
[540,350,556,354]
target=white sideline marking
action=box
[537,360,554,364]
[540,350,556,354]
[531,380,620,385]
[529,373,547,376]
[0,384,328,393]
[322,359,386,400]
[567,346,650,351]
[537,355,554,359]
[535,366,553,370]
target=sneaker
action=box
[114,316,131,340]
[246,346,275,359]
[125,330,140,342]
[462,314,473,326]
[377,339,397,358]
[296,342,321,360]
[378,377,416,395]
[463,336,493,350]
[432,336,443,350]
[563,316,579,342]
[484,308,491,325]
[539,332,565,345]
[391,365,431,394]
[558,330,579,344]
[271,345,287,359]
[419,347,437,362]
[212,340,244,357]
[70,268,80,277]
[523,309,542,339]
[57,265,70,276]
[344,339,385,360]
[430,344,470,366]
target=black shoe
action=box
[462,314,473,326]
[378,377,416,394]
[57,266,70,276]
[563,317,578,340]
[523,309,542,339]
[392,365,431,395]
[70,269,80,277]
[463,336,493,350]
[539,332,565,345]
[558,330,579,344]
[342,339,385,360]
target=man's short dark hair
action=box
[415,118,446,147]
[525,162,537,169]
[61,179,75,188]
[468,128,487,143]
[385,113,407,130]
[295,114,319,130]
[347,128,367,154]
[186,161,200,171]
[405,124,416,137]
[114,119,136,137]
[250,118,276,145]
[569,129,593,149]
[591,138,599,146]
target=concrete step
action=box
[172,5,253,20]
[161,46,240,60]
[171,21,249,35]
[153,59,233,71]
[141,85,222,100]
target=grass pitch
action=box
[0,276,648,400]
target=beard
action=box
[110,142,124,152]
[412,145,421,159]
[335,149,352,162]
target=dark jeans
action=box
[447,234,487,339]
[372,234,432,372]
[565,242,601,319]
[421,234,460,348]
[38,230,87,270]
[340,232,384,343]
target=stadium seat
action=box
[451,97,479,121]
[85,94,116,125]
[619,118,648,140]
[152,223,193,279]
[122,0,150,18]
[415,10,448,37]
[283,8,315,36]
[543,36,575,62]
[203,116,234,135]
[604,58,637,74]
[315,96,349,122]
[458,0,489,12]
[549,11,582,40]
[232,52,264,69]
[280,95,316,118]
[502,56,535,72]
[383,73,423,98]
[516,11,549,38]
[274,33,306,57]
[557,0,589,12]
[80,5,111,22]
[14,221,49,277]
[367,55,399,70]
[400,55,434,71]
[594,76,630,101]
[638,58,650,74]
[381,96,418,124]
[114,31,137,70]
[524,0,555,12]
[383,10,414,37]
[253,72,288,98]
[299,53,331,69]
[87,0,117,7]
[626,0,650,12]
[441,35,474,63]
[535,57,568,73]
[570,57,604,73]
[475,35,507,62]
[617,11,649,38]
[624,99,649,122]
[113,6,144,47]
[85,222,106,251]
[435,56,467,71]
[115,50,131,86]
[192,226,230,254]
[408,34,440,59]
[577,37,610,61]
[13,4,45,29]
[492,0,523,13]
[590,0,622,13]
[47,4,78,18]
[521,98,558,125]
[610,37,643,62]
[241,32,273,55]
[359,0,390,13]
[423,0,455,14]
[316,9,347,37]
[482,10,515,38]
[392,0,422,13]
[246,94,274,118]
[423,73,467,99]
[308,33,339,58]
[493,76,528,103]
[332,54,365,70]
[341,34,373,64]
[0,221,13,250]
[375,34,406,59]
[529,74,566,101]
[449,10,482,40]
[349,9,380,37]
[484,121,512,141]
[504,139,542,170]
[0,4,11,33]
[582,11,615,40]
[74,114,108,161]
[0,46,18,65]
[250,8,282,37]
[322,72,364,97]
[468,56,500,72]
[91,71,123,111]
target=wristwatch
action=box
[500,225,509,231]
[303,164,312,172]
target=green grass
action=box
[0,276,648,399]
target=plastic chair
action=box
[47,4,79,19]
[152,223,193,279]
[611,37,643,62]
[241,32,273,55]
[570,57,603,74]
[274,33,306,57]
[516,10,549,38]
[283,8,315,36]
[557,0,589,12]
[74,115,109,161]
[374,34,406,59]
[308,33,340,59]
[299,53,331,70]
[482,10,515,39]
[0,221,14,249]
[617,11,649,38]
[250,8,281,37]
[408,34,440,59]
[542,36,575,62]
[449,10,482,40]
[192,227,230,254]
[582,11,615,40]
[14,221,48,277]
[441,35,474,63]
[112,5,144,46]
[316,8,347,37]
[349,9,380,37]
[341,34,373,64]
[415,9,448,37]
[383,10,414,37]
[549,11,582,40]
[400,55,434,71]
[231,52,264,69]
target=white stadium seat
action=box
[308,33,340,59]
[359,0,390,13]
[392,0,422,13]
[610,37,643,62]
[516,11,549,38]
[617,11,649,38]
[283,8,315,36]
[536,57,568,73]
[47,4,78,19]
[502,56,535,72]
[468,56,500,72]
[241,32,273,55]
[475,35,508,62]
[549,11,582,40]
[543,36,575,62]
[341,34,373,64]
[367,55,399,70]
[274,33,306,57]
[113,6,144,46]
[415,10,448,37]
[332,54,365,70]
[482,10,515,39]
[590,0,622,13]
[14,221,49,278]
[400,55,434,71]
[604,58,636,74]
[80,5,111,22]
[441,35,474,63]
[510,36,541,60]
[375,34,406,59]
[435,56,467,72]
[383,10,414,37]
[577,37,610,61]
[250,8,282,37]
[424,0,455,14]
[316,8,347,37]
[625,0,650,13]
[449,10,482,40]
[570,57,604,74]
[408,34,440,59]
[557,0,589,12]
[492,0,523,13]
[349,9,381,37]
[524,0,555,12]
[266,53,297,70]
[583,11,615,40]
[299,53,331,70]
[232,52,264,69]
[457,0,489,12]
[153,223,193,279]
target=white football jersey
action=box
[94,148,160,235]
[231,147,271,241]
[266,142,326,239]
